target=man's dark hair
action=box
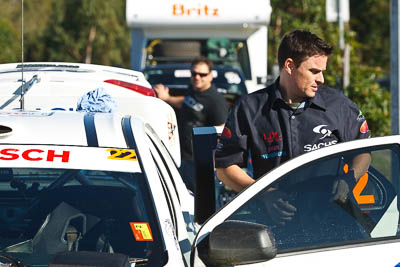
[191,56,213,72]
[278,29,333,69]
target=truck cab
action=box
[126,0,272,93]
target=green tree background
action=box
[0,0,130,67]
[0,0,391,137]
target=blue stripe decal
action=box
[83,113,98,147]
[122,116,136,149]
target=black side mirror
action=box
[207,220,277,266]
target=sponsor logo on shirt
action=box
[261,151,286,159]
[357,110,366,121]
[304,124,338,152]
[268,144,280,153]
[313,125,332,139]
[183,96,204,112]
[263,131,282,144]
[304,140,338,152]
[360,121,369,133]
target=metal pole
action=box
[20,0,25,110]
[338,0,345,50]
[343,44,350,88]
[391,0,400,134]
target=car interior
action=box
[0,168,165,266]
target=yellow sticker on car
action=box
[130,222,154,241]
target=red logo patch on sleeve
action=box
[360,121,369,133]
[221,127,232,138]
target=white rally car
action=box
[0,110,196,267]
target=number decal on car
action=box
[344,164,375,205]
[107,149,138,161]
[353,172,375,205]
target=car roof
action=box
[0,62,155,112]
[0,62,152,86]
[0,111,127,147]
[0,111,144,172]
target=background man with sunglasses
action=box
[154,56,228,192]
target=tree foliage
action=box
[0,0,130,68]
[31,0,131,67]
[350,0,390,73]
[0,18,19,62]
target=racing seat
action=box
[32,202,100,254]
[21,186,146,256]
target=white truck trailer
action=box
[126,0,272,93]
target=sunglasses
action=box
[191,70,210,77]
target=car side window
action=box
[226,144,400,252]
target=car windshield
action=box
[0,167,165,266]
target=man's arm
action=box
[154,84,185,109]
[351,152,371,181]
[217,165,255,192]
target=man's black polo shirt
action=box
[215,78,370,179]
[179,84,228,161]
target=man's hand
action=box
[331,170,356,204]
[153,84,170,101]
[261,189,297,225]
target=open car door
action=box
[191,136,400,267]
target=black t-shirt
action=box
[179,85,228,160]
[215,78,370,179]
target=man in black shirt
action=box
[215,30,370,224]
[155,57,228,191]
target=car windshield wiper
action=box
[0,74,40,109]
[0,253,26,267]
